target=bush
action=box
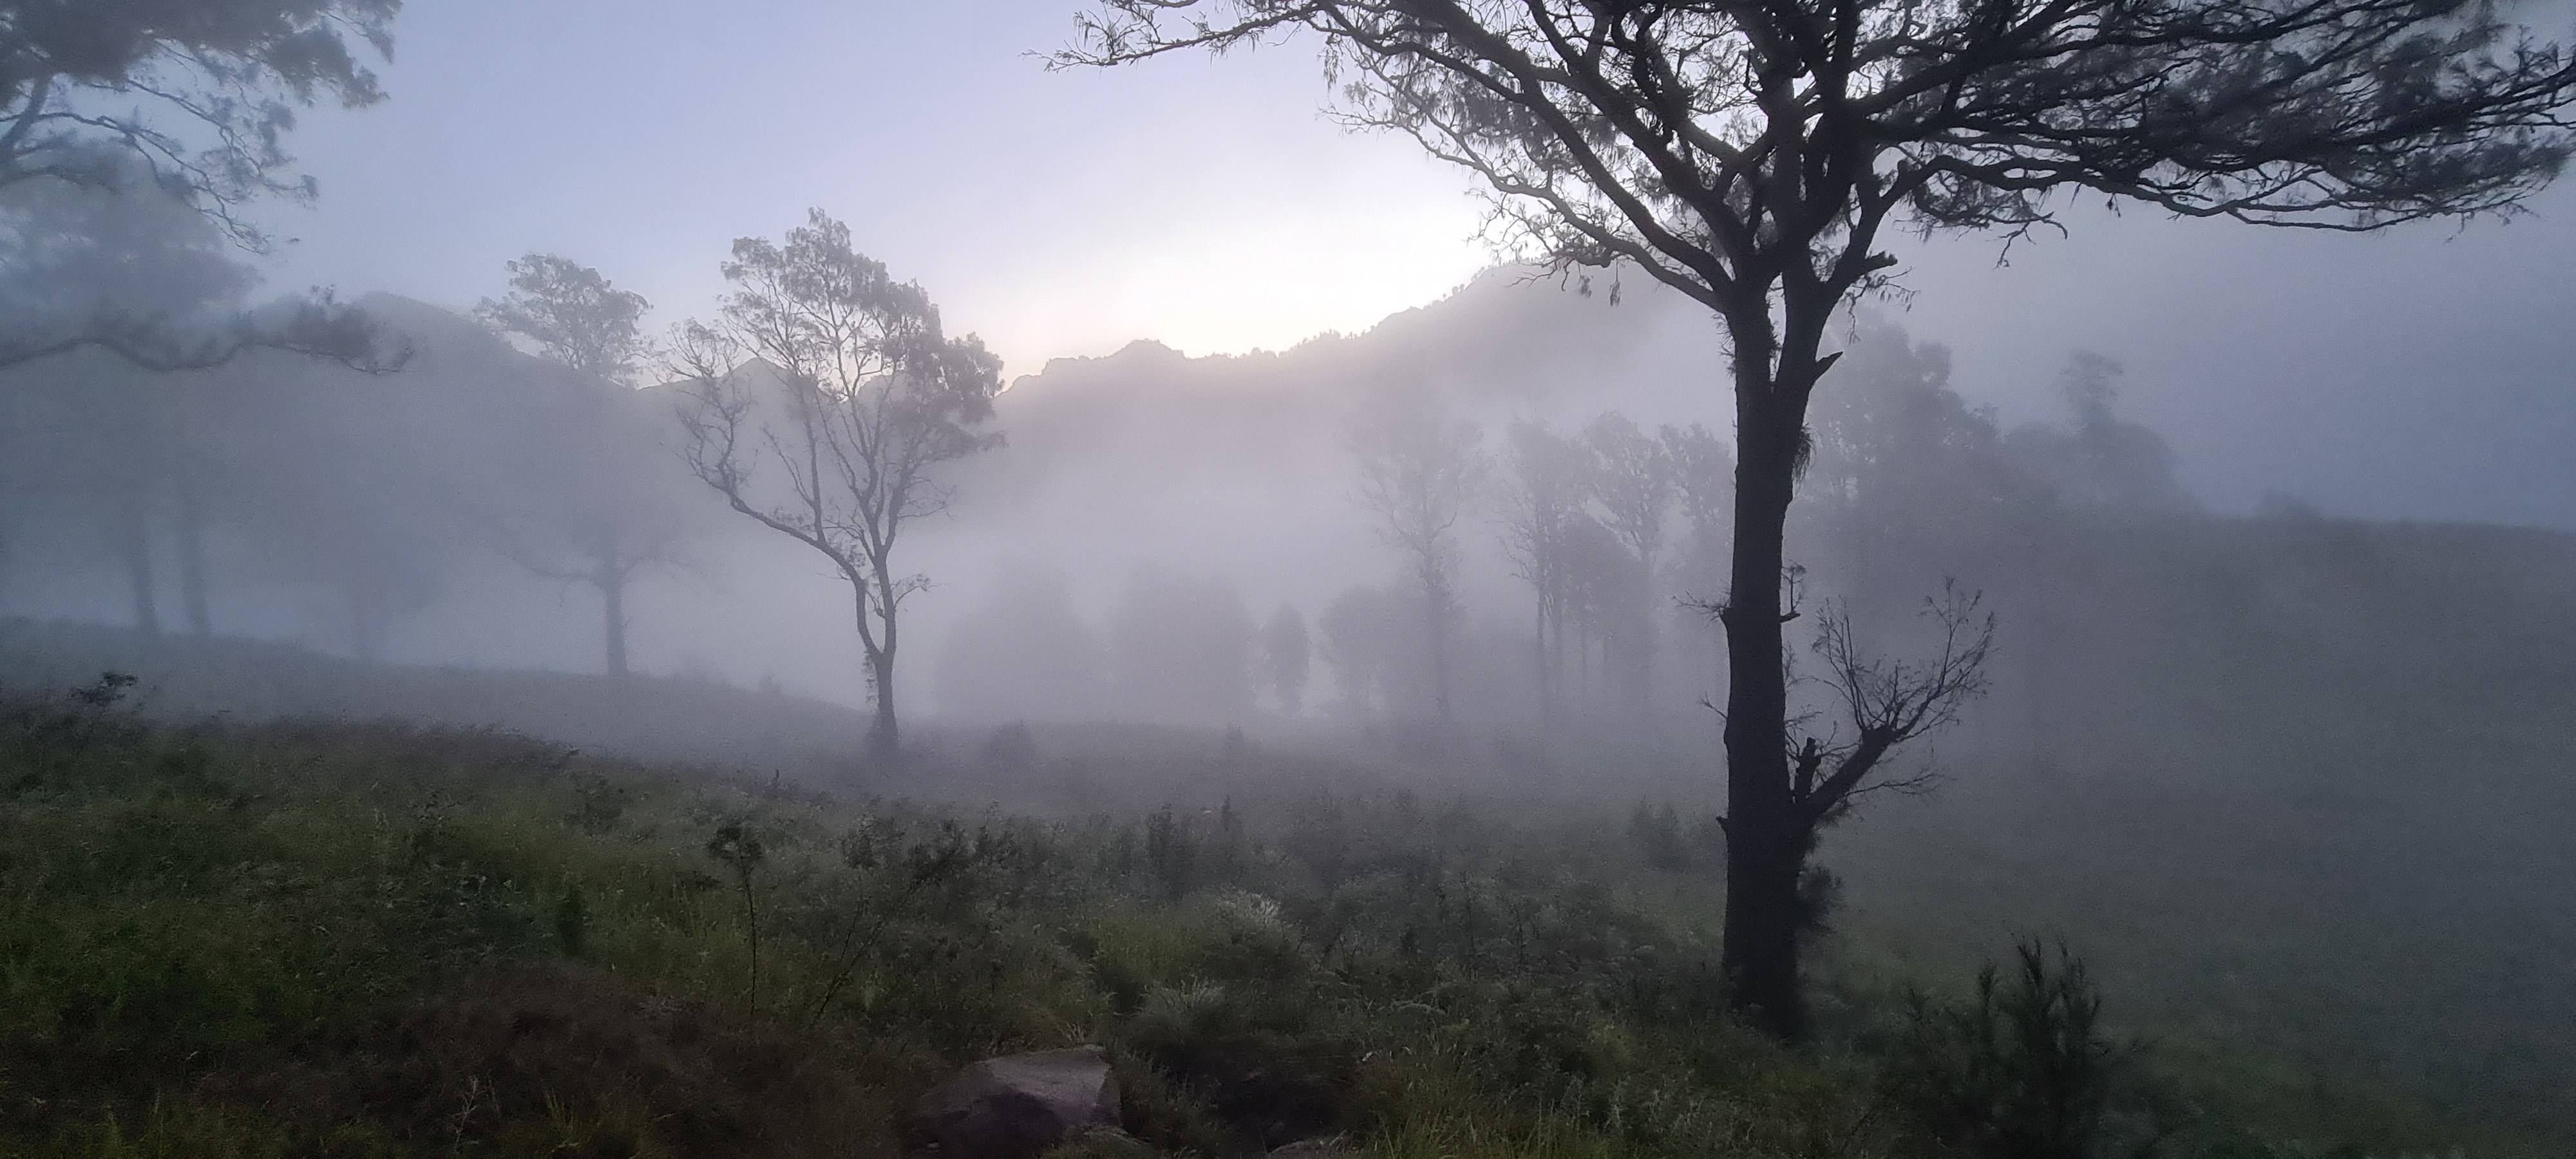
[1881,941,2161,1159]
[1119,982,1363,1152]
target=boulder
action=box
[917,1045,1121,1159]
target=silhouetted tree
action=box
[1585,411,1675,718]
[1347,391,1485,724]
[934,562,1109,722]
[672,210,1003,759]
[1561,512,1647,714]
[0,171,251,633]
[1805,319,2040,608]
[1663,421,1732,701]
[1499,419,1589,737]
[2007,353,2194,511]
[0,0,396,244]
[478,255,654,384]
[477,253,683,678]
[1070,0,2576,1037]
[1318,585,1402,717]
[0,6,403,372]
[1260,601,1313,716]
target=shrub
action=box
[1881,941,2161,1159]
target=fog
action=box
[5,5,2576,742]
[3,0,2571,984]
[13,3,2576,1148]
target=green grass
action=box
[0,675,2532,1158]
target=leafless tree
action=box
[1067,0,2576,1036]
[670,211,1003,760]
[1348,391,1486,724]
[1261,602,1314,716]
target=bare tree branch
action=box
[1795,580,1996,825]
[0,294,412,375]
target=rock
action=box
[917,1045,1121,1159]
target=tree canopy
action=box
[2,0,399,249]
[1067,0,2576,1039]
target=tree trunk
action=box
[1718,348,1808,1039]
[1427,598,1453,724]
[867,646,898,759]
[1532,599,1553,756]
[857,567,900,762]
[176,485,211,636]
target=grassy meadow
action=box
[0,670,2533,1158]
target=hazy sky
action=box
[254,1,2576,531]
[256,1,1490,372]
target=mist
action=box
[6,3,2576,1156]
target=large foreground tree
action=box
[2,0,398,245]
[1066,0,2576,1037]
[672,211,1003,760]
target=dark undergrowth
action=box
[0,675,2516,1158]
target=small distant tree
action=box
[1561,513,1649,713]
[1662,422,1732,699]
[672,210,1003,759]
[1317,585,1401,717]
[1108,565,1256,724]
[478,255,654,384]
[1585,413,1675,579]
[1584,411,1676,718]
[0,171,252,633]
[1260,601,1312,716]
[1347,391,1485,724]
[1498,419,1589,736]
[477,253,683,679]
[272,485,445,662]
[2006,352,2194,511]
